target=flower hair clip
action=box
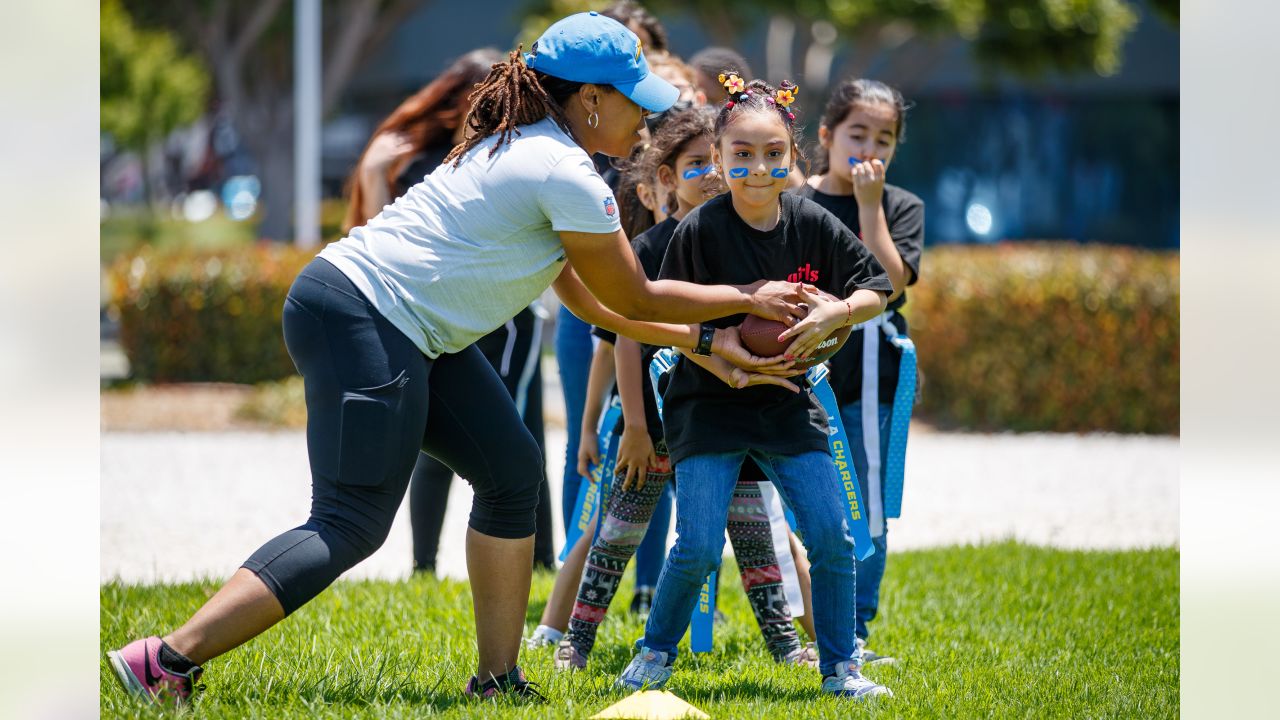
[718,72,746,107]
[719,72,745,94]
[775,81,798,121]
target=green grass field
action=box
[100,542,1177,718]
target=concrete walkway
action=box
[101,428,1178,584]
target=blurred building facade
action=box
[328,1,1177,248]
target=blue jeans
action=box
[633,481,673,588]
[555,305,594,534]
[840,401,893,641]
[640,450,857,675]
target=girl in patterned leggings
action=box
[554,106,815,671]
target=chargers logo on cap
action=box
[635,39,643,61]
[604,197,616,217]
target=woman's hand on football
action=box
[777,287,847,360]
[727,367,801,393]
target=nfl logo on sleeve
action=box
[604,197,617,217]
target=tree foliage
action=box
[100,0,209,153]
[523,0,1145,77]
[969,0,1139,77]
[119,0,429,240]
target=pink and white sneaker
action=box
[106,637,203,705]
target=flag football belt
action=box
[845,310,917,529]
[559,396,622,561]
[647,347,878,651]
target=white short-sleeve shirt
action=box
[320,117,620,358]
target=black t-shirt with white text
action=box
[657,192,893,464]
[794,183,924,407]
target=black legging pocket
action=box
[337,370,410,487]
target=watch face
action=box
[697,325,716,355]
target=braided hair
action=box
[444,48,586,167]
[343,48,500,233]
[712,73,804,165]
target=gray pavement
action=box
[101,426,1178,584]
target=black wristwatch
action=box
[693,323,716,356]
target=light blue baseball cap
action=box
[525,11,679,113]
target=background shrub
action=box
[109,242,1179,434]
[904,243,1178,434]
[108,245,316,384]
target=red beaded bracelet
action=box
[844,300,853,326]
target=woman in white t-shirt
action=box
[107,12,809,705]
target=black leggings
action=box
[243,258,543,615]
[409,306,556,572]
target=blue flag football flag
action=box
[806,363,875,561]
[882,332,917,519]
[588,408,622,547]
[691,570,717,653]
[647,348,677,416]
[559,398,622,561]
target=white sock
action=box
[533,624,564,643]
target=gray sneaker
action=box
[821,660,892,700]
[857,637,897,666]
[614,646,673,691]
[778,642,819,669]
[553,639,588,671]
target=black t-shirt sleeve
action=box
[816,205,893,299]
[887,190,925,285]
[633,236,663,282]
[590,325,617,345]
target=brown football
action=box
[739,289,853,372]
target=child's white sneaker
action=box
[614,646,673,691]
[820,660,892,700]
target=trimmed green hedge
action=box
[109,242,1179,433]
[903,243,1178,434]
[108,245,317,384]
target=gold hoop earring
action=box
[587,111,600,129]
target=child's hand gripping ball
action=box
[738,288,852,373]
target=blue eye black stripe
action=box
[681,165,713,180]
[770,168,789,178]
[728,167,749,178]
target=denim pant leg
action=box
[633,481,673,589]
[556,306,594,533]
[752,450,858,675]
[638,452,742,661]
[840,401,894,640]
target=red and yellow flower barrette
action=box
[771,81,798,120]
[718,72,745,95]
